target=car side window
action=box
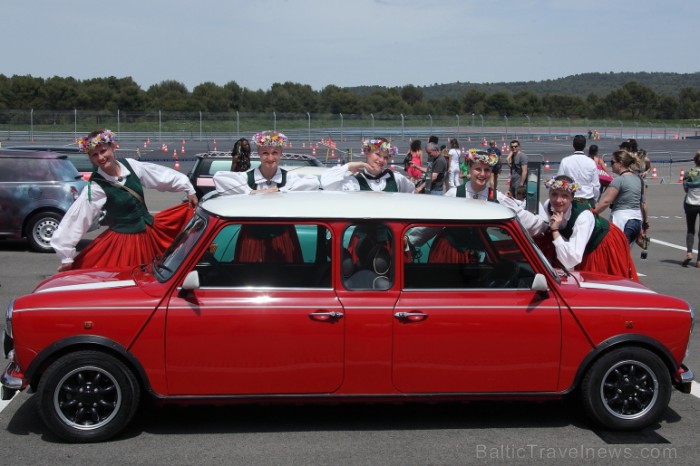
[196,222,331,288]
[403,225,535,289]
[341,223,394,291]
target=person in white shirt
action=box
[320,138,415,193]
[447,138,463,189]
[556,134,600,208]
[213,130,320,194]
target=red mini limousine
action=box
[2,191,694,442]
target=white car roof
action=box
[200,191,516,221]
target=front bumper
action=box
[674,365,695,394]
[1,361,24,400]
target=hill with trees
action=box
[0,72,699,121]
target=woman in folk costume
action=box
[213,130,320,263]
[50,129,198,271]
[320,137,415,193]
[518,175,638,281]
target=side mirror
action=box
[181,270,200,291]
[531,273,549,292]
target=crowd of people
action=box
[52,128,695,281]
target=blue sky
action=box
[3,0,698,92]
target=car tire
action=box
[37,350,141,443]
[579,346,671,431]
[26,211,62,253]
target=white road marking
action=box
[0,392,16,414]
[650,237,698,254]
[692,381,700,399]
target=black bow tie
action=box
[363,169,389,181]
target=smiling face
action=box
[257,145,282,176]
[468,161,493,191]
[364,149,390,175]
[548,189,573,214]
[88,143,118,174]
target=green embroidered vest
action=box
[90,159,153,233]
[354,171,398,192]
[559,200,609,254]
[456,185,498,202]
[248,168,287,189]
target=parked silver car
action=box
[0,150,86,252]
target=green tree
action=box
[146,80,191,111]
[191,82,229,112]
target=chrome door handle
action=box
[309,311,344,321]
[394,311,428,322]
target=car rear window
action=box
[0,157,80,182]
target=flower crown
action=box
[78,129,115,153]
[467,149,499,167]
[252,130,287,147]
[362,139,399,158]
[544,177,580,193]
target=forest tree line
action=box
[1,72,699,120]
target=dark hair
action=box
[573,135,586,151]
[695,150,700,166]
[231,137,251,172]
[619,138,638,153]
[428,135,439,144]
[449,138,459,148]
[588,144,598,156]
[409,139,422,151]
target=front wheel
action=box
[25,211,62,253]
[580,347,671,431]
[37,351,140,443]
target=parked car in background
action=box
[4,146,94,180]
[187,151,329,198]
[0,150,86,252]
[2,191,694,442]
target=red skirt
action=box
[234,225,303,263]
[71,202,194,269]
[428,234,479,264]
[535,223,639,281]
[579,223,639,281]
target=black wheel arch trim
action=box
[568,333,679,393]
[25,335,153,394]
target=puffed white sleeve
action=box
[50,184,107,264]
[552,209,595,270]
[498,193,549,236]
[284,173,321,191]
[393,172,416,193]
[127,159,196,195]
[213,171,251,194]
[320,164,359,191]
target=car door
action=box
[164,222,344,396]
[393,224,562,393]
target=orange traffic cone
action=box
[678,168,685,183]
[501,143,507,152]
[652,167,657,179]
[174,160,180,170]
[173,149,177,158]
[544,159,551,171]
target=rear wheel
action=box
[37,351,140,443]
[580,347,671,430]
[26,211,61,253]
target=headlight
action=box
[4,299,13,339]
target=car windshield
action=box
[515,216,560,282]
[154,214,207,281]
